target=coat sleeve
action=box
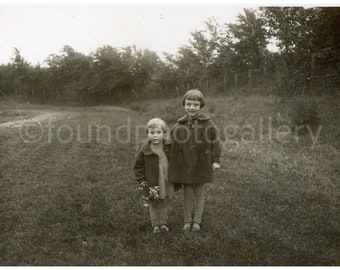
[133,151,146,183]
[208,121,221,164]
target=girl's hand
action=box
[139,181,148,188]
[212,162,221,171]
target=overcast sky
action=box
[0,4,260,65]
[0,1,336,66]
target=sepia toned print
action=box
[0,2,339,266]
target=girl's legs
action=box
[149,201,159,227]
[149,198,169,227]
[183,184,194,223]
[192,183,205,224]
[183,183,205,224]
[158,197,169,225]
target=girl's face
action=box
[147,126,165,145]
[184,99,201,118]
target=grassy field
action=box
[0,94,339,265]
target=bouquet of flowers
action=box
[138,181,160,210]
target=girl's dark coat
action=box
[169,113,221,184]
[133,140,171,187]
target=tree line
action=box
[0,7,339,104]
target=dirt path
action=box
[0,106,131,129]
[0,112,66,128]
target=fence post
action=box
[234,72,238,90]
[223,73,227,93]
[248,68,252,90]
[310,54,316,94]
[263,64,267,91]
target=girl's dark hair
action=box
[181,89,205,108]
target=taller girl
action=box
[169,89,221,232]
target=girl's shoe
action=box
[182,222,191,231]
[160,224,169,232]
[152,225,161,234]
[192,222,201,232]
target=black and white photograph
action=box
[0,0,339,266]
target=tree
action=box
[10,48,30,99]
[187,17,223,90]
[45,45,92,101]
[173,46,202,89]
[147,53,178,97]
[227,9,268,89]
[312,7,340,63]
[90,46,128,102]
[260,7,320,93]
[125,47,161,97]
[228,9,268,68]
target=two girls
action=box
[134,89,221,234]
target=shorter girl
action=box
[133,118,175,234]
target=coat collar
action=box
[140,139,171,155]
[178,113,210,123]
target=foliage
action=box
[228,9,268,69]
[313,7,340,62]
[260,7,339,94]
[0,7,339,103]
[288,98,320,130]
[138,182,161,210]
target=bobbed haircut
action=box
[181,89,205,108]
[145,118,168,134]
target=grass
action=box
[0,94,339,265]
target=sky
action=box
[0,3,257,66]
[0,0,337,66]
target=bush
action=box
[130,102,145,112]
[288,98,320,130]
